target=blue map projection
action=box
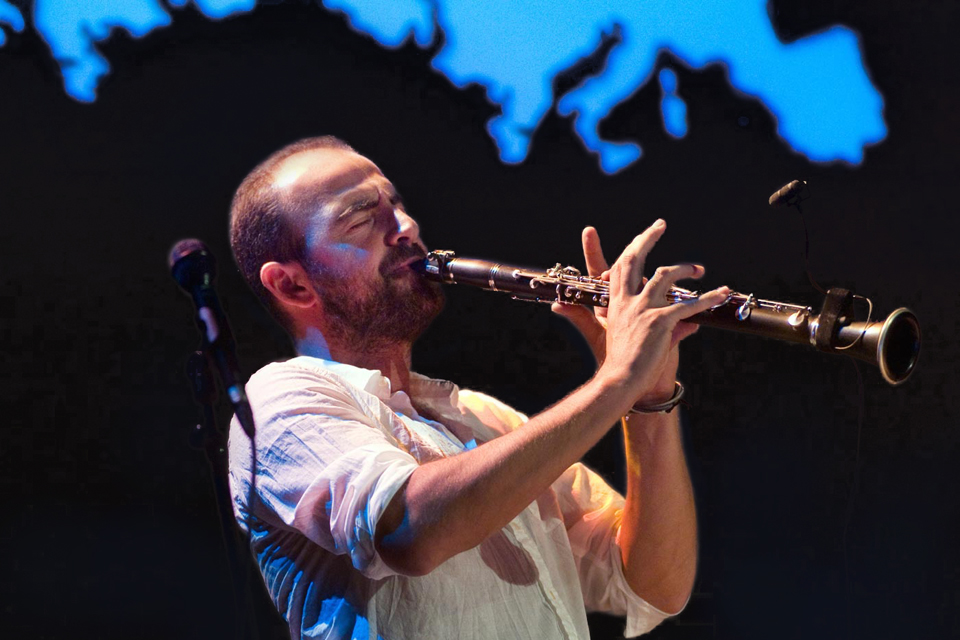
[15,0,886,173]
[658,68,687,139]
[32,0,256,102]
[0,0,24,46]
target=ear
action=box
[260,261,318,311]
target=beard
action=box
[308,247,445,351]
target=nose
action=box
[387,208,422,248]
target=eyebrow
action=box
[335,186,405,221]
[336,190,381,221]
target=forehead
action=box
[273,147,384,216]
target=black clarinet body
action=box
[418,250,921,385]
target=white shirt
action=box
[228,355,673,639]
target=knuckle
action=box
[648,309,670,329]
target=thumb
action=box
[670,321,700,349]
[552,302,602,337]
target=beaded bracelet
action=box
[627,381,685,415]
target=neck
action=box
[295,325,414,394]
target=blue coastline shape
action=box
[33,0,255,102]
[322,0,434,48]
[555,0,885,171]
[34,0,172,102]
[0,0,25,47]
[21,0,885,172]
[659,69,687,139]
[431,1,615,164]
[168,0,257,21]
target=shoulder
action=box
[245,358,375,422]
[248,357,351,394]
[457,388,528,434]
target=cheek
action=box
[330,242,370,263]
[312,243,382,280]
[304,221,368,265]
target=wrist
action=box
[592,365,638,414]
[638,379,680,405]
[628,381,685,415]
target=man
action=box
[227,135,729,639]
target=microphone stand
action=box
[184,341,289,640]
[170,239,287,640]
[185,349,257,640]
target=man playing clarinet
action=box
[227,135,729,639]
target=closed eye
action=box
[338,195,380,230]
[348,217,373,231]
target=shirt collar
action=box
[288,355,460,410]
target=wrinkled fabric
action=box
[228,355,674,639]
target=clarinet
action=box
[417,250,921,386]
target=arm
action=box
[375,220,728,579]
[619,398,697,614]
[375,368,633,575]
[552,226,715,613]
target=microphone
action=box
[169,239,255,438]
[768,179,807,206]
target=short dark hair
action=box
[229,135,355,328]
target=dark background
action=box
[1,1,957,638]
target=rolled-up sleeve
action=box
[552,463,675,637]
[229,363,419,580]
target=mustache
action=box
[379,244,428,275]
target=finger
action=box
[671,321,700,348]
[551,301,596,325]
[663,285,732,322]
[551,302,604,342]
[582,227,609,277]
[611,219,666,296]
[642,263,705,305]
[596,269,611,319]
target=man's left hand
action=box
[552,226,699,405]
